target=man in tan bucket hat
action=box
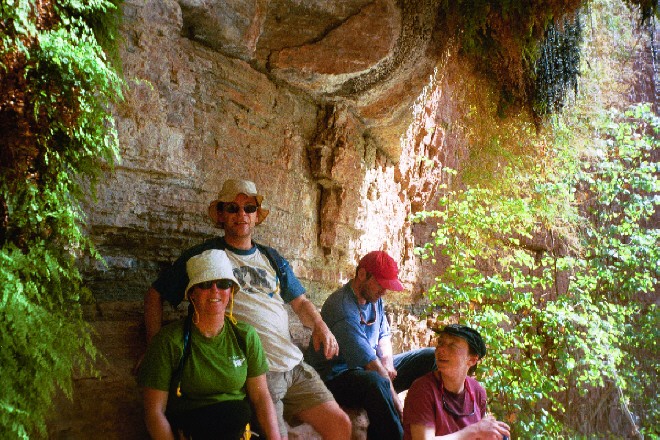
[144,178,351,439]
[207,178,270,228]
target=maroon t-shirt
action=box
[403,372,488,439]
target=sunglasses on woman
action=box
[220,203,258,214]
[195,279,233,290]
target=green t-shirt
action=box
[138,317,268,415]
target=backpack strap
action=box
[255,242,286,287]
[173,304,193,398]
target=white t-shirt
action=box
[226,248,303,372]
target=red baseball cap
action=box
[358,251,404,291]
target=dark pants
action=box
[326,347,436,440]
[168,399,251,440]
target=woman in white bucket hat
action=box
[138,250,281,440]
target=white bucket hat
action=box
[208,179,270,228]
[185,249,240,300]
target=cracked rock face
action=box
[83,0,468,306]
[177,0,443,158]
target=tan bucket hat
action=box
[185,249,240,300]
[208,179,269,228]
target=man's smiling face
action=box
[220,193,258,240]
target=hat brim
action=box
[184,250,241,300]
[376,277,404,292]
[219,194,264,205]
[208,200,269,229]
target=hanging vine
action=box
[0,0,123,437]
[533,14,584,115]
[437,0,657,118]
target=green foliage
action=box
[412,104,658,437]
[55,0,124,71]
[0,0,123,437]
[575,104,659,437]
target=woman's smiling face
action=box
[190,279,232,316]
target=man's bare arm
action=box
[290,295,338,359]
[378,335,397,380]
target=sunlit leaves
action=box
[413,103,658,437]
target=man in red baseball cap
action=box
[306,251,436,440]
[357,250,405,291]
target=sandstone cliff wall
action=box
[81,0,472,306]
[49,1,467,438]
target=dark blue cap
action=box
[433,324,487,359]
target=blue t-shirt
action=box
[152,236,305,308]
[307,282,390,381]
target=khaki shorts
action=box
[266,361,335,436]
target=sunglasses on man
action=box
[220,203,259,214]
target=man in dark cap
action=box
[402,324,511,440]
[306,250,436,440]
